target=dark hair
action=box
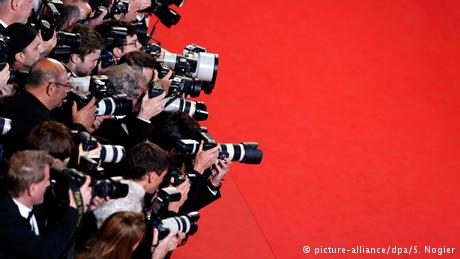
[118,51,158,70]
[126,141,169,180]
[6,150,53,197]
[26,121,75,161]
[77,211,146,259]
[149,112,202,151]
[94,20,134,50]
[65,24,105,59]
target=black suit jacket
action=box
[0,90,52,156]
[0,192,79,259]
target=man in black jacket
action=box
[0,58,96,157]
[0,150,91,259]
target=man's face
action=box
[146,169,167,194]
[21,36,41,69]
[76,50,101,76]
[31,165,51,205]
[122,34,142,55]
[17,0,35,24]
[51,71,71,108]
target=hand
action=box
[69,175,92,212]
[88,196,109,211]
[138,90,166,121]
[77,142,102,166]
[0,63,11,96]
[72,97,97,131]
[89,114,114,133]
[151,229,179,259]
[193,141,219,174]
[210,159,232,187]
[156,69,173,93]
[87,8,110,29]
[167,178,190,213]
[37,30,57,58]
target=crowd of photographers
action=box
[0,0,263,258]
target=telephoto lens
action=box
[100,145,125,163]
[164,97,208,121]
[175,140,264,164]
[96,95,133,116]
[160,211,200,238]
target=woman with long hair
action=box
[77,211,146,259]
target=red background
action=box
[152,0,460,258]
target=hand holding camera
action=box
[193,141,219,174]
[210,159,232,188]
[138,89,166,121]
[72,97,97,131]
[168,177,190,213]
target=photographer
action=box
[3,23,41,74]
[93,141,190,226]
[119,50,173,92]
[0,58,97,157]
[92,63,165,148]
[63,24,105,77]
[0,0,35,32]
[150,111,231,213]
[94,20,142,61]
[0,150,92,259]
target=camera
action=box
[150,186,181,216]
[0,117,12,136]
[96,95,133,116]
[74,131,126,163]
[168,167,187,186]
[148,88,208,121]
[69,75,110,99]
[130,21,150,48]
[106,26,128,49]
[32,0,64,40]
[98,50,116,69]
[110,0,130,17]
[158,212,200,240]
[47,32,80,63]
[56,31,81,47]
[51,167,128,200]
[157,44,218,94]
[141,0,184,28]
[175,129,264,164]
[148,87,208,121]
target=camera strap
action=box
[68,181,85,227]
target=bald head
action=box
[25,58,71,110]
[26,58,67,88]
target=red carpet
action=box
[152,1,460,258]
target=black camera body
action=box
[52,167,128,200]
[150,187,181,216]
[106,26,128,48]
[110,0,130,16]
[168,167,187,186]
[34,0,65,40]
[99,50,116,69]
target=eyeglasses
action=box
[49,82,71,89]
